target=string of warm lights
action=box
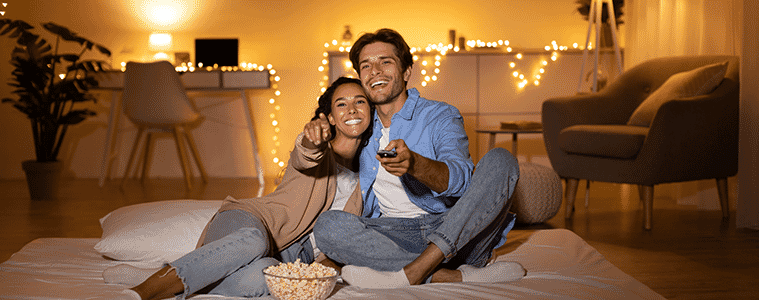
[266,66,285,169]
[117,61,284,170]
[1,2,7,16]
[318,37,594,91]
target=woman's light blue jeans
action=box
[168,209,314,299]
[313,147,519,273]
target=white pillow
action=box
[95,199,222,264]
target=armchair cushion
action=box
[559,125,649,159]
[627,61,728,127]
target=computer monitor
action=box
[195,38,239,67]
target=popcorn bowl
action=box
[263,263,338,300]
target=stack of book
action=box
[500,121,543,130]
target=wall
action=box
[1,0,598,180]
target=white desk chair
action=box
[120,61,208,189]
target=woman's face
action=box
[328,83,371,139]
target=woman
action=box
[104,77,373,300]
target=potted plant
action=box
[575,0,624,48]
[0,19,111,199]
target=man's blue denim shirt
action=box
[358,88,475,218]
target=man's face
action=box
[357,42,411,105]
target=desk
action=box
[95,70,270,196]
[476,127,543,156]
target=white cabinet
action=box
[329,49,622,162]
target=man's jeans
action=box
[314,147,519,272]
[168,209,314,299]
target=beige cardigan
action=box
[197,134,363,253]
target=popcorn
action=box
[263,259,338,300]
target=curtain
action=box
[626,0,759,229]
[738,0,759,230]
[624,0,740,69]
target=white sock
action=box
[103,264,162,286]
[340,265,410,289]
[457,261,526,283]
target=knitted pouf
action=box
[510,162,562,224]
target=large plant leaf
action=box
[73,60,107,72]
[3,98,41,119]
[59,109,96,125]
[3,19,112,162]
[575,0,625,25]
[16,30,41,47]
[83,40,94,51]
[37,43,53,54]
[0,19,33,37]
[95,45,112,56]
[82,75,100,87]
[42,22,86,45]
[59,54,80,62]
[40,22,112,57]
[10,47,29,60]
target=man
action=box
[313,28,524,288]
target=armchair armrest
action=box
[542,92,633,173]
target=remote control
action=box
[377,149,397,158]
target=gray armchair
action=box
[542,55,739,230]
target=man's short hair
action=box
[349,28,414,76]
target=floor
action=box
[1,177,758,299]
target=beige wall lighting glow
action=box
[149,32,172,50]
[129,0,199,31]
[148,4,180,27]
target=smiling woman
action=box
[95,76,371,300]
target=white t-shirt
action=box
[311,162,357,257]
[375,127,428,218]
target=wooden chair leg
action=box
[141,133,154,183]
[716,178,730,219]
[639,185,654,230]
[120,127,145,187]
[564,178,580,219]
[173,126,193,190]
[184,129,208,184]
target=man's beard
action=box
[367,81,405,105]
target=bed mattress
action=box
[0,229,664,299]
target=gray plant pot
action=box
[21,160,63,200]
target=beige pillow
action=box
[627,61,728,127]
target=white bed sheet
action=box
[0,229,664,300]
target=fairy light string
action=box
[117,61,284,172]
[318,37,589,92]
